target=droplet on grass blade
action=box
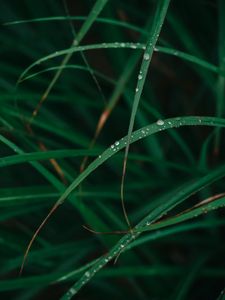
[144,53,150,60]
[85,271,90,277]
[156,119,164,126]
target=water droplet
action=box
[111,144,114,149]
[144,53,150,60]
[70,288,77,296]
[156,119,164,126]
[138,74,143,80]
[115,141,119,146]
[121,244,124,248]
[135,88,139,92]
[98,155,101,159]
[131,44,137,49]
[85,271,90,277]
[121,43,125,47]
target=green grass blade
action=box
[121,0,171,229]
[139,194,225,232]
[28,0,108,120]
[0,149,99,168]
[18,43,221,83]
[57,116,225,299]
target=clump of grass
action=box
[1,1,225,299]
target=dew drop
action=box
[111,144,114,149]
[135,88,139,92]
[115,141,119,146]
[70,288,77,296]
[138,74,143,80]
[156,119,164,126]
[144,53,150,60]
[85,271,90,277]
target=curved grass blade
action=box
[79,18,156,173]
[0,135,64,191]
[63,0,106,106]
[121,0,171,230]
[0,149,99,168]
[0,149,192,174]
[61,153,225,299]
[57,116,225,214]
[28,0,108,122]
[19,64,115,84]
[127,219,225,251]
[4,16,148,36]
[75,193,225,235]
[139,193,225,233]
[18,115,222,299]
[18,43,221,85]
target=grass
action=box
[1,0,225,299]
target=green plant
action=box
[1,1,225,299]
